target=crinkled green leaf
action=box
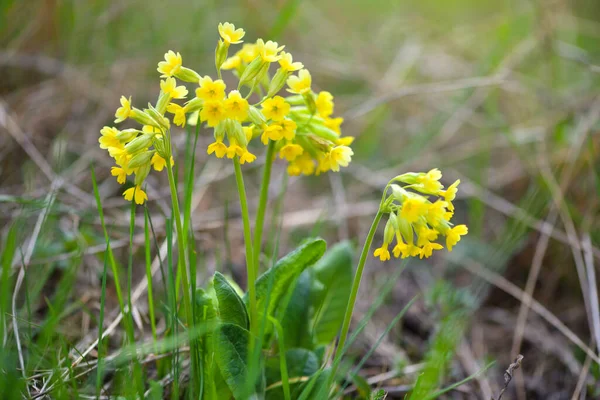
[214,271,249,329]
[311,241,354,344]
[246,238,326,320]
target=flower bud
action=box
[156,92,171,115]
[174,67,201,83]
[130,108,160,128]
[185,97,203,113]
[266,68,289,98]
[226,119,247,147]
[396,213,414,244]
[303,92,317,115]
[116,129,139,143]
[153,136,168,159]
[125,134,153,155]
[134,161,152,186]
[383,214,397,245]
[145,104,170,131]
[285,95,304,105]
[238,57,263,87]
[210,122,224,143]
[247,105,266,126]
[128,150,154,169]
[308,123,339,142]
[215,39,229,71]
[253,62,270,87]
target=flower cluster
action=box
[99,22,354,204]
[373,170,468,261]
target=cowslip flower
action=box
[200,100,226,127]
[287,69,312,94]
[256,39,285,63]
[261,96,290,121]
[197,76,226,101]
[327,146,353,172]
[279,143,304,161]
[123,185,148,205]
[157,50,182,77]
[278,52,303,72]
[224,90,249,121]
[115,96,132,123]
[218,22,245,45]
[372,173,468,261]
[167,103,187,127]
[160,77,188,99]
[316,91,334,118]
[207,139,228,158]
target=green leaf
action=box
[247,238,326,321]
[371,389,388,400]
[213,272,249,329]
[311,241,354,344]
[265,349,320,400]
[215,323,252,400]
[281,270,313,349]
[196,289,231,400]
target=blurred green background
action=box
[2,0,600,398]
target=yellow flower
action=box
[218,22,245,45]
[425,200,448,227]
[226,142,244,159]
[442,179,460,211]
[239,149,256,164]
[160,77,188,99]
[419,241,443,259]
[400,198,426,223]
[328,145,353,172]
[337,136,354,146]
[200,100,226,127]
[317,154,331,174]
[196,76,226,101]
[373,244,391,262]
[111,166,127,184]
[280,119,297,140]
[392,240,407,258]
[417,226,439,247]
[261,124,283,144]
[256,39,285,63]
[99,126,121,149]
[416,168,443,194]
[157,50,182,77]
[167,103,187,127]
[279,143,304,161]
[238,43,258,63]
[207,139,228,158]
[224,90,249,121]
[151,153,173,172]
[287,69,312,94]
[243,126,254,142]
[324,117,343,134]
[114,96,132,123]
[123,185,148,205]
[287,153,315,176]
[261,96,290,121]
[143,125,162,134]
[221,55,241,70]
[278,52,303,72]
[315,91,334,118]
[446,224,468,251]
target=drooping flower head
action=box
[372,173,468,261]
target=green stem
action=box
[330,210,383,385]
[233,157,257,338]
[165,157,196,394]
[253,140,275,272]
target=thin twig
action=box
[493,354,523,400]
